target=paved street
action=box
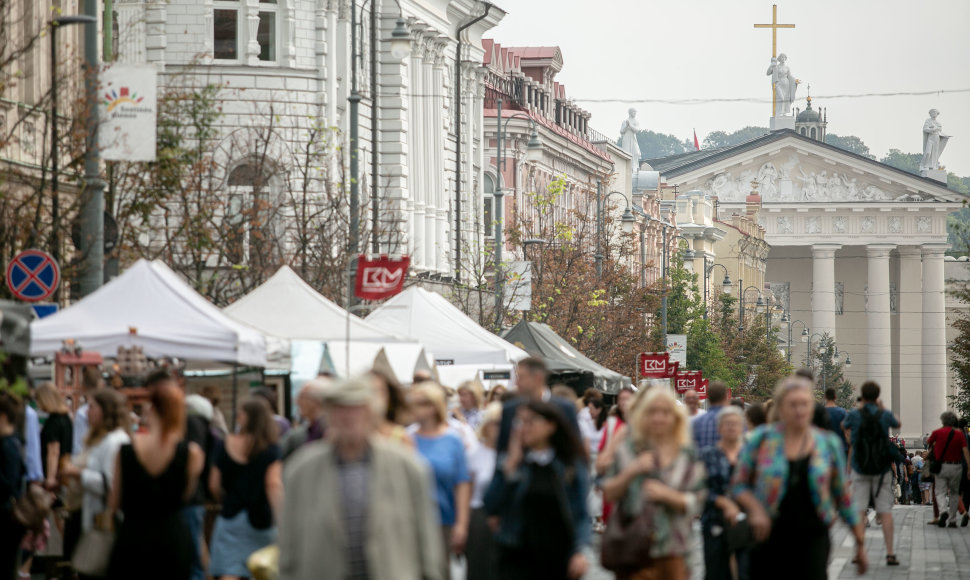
[584,504,970,580]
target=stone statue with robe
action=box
[766,53,799,116]
[921,109,949,171]
[619,108,641,168]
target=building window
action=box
[810,127,816,139]
[258,0,277,62]
[226,164,255,264]
[484,174,495,237]
[213,8,238,60]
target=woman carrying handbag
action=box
[601,387,707,580]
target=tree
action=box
[879,149,921,175]
[949,283,970,419]
[702,127,768,149]
[632,130,692,160]
[824,133,874,158]
[811,334,853,406]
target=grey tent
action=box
[503,320,629,394]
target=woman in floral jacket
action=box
[731,373,866,580]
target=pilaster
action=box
[866,244,894,411]
[811,244,841,340]
[921,243,949,434]
[897,246,923,438]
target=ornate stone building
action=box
[649,128,967,439]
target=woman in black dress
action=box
[484,401,590,580]
[108,376,204,580]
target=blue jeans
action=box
[181,505,206,580]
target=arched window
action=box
[226,164,256,264]
[810,127,817,139]
[800,127,806,136]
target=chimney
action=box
[746,180,762,217]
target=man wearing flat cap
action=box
[279,375,444,580]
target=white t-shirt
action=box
[578,407,604,458]
[467,445,497,509]
[688,408,707,423]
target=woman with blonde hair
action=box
[731,374,866,579]
[465,402,503,580]
[36,382,73,493]
[409,383,471,579]
[602,387,706,580]
[456,381,485,431]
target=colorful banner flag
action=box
[354,255,410,300]
[100,64,158,161]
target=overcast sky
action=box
[486,0,970,176]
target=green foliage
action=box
[631,130,693,160]
[949,284,970,419]
[879,149,921,174]
[824,133,874,158]
[812,334,852,405]
[663,250,703,335]
[702,127,768,149]
[686,318,734,385]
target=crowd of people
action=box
[2,355,969,580]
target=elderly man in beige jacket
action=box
[279,375,444,580]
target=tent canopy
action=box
[224,265,413,343]
[366,287,527,366]
[30,260,266,366]
[503,320,629,394]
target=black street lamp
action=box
[492,98,542,331]
[594,182,636,279]
[347,1,410,306]
[738,283,762,332]
[48,14,96,300]
[703,261,731,320]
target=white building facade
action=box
[652,129,966,440]
[114,0,503,279]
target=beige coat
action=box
[278,438,444,580]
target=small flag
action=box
[693,129,700,151]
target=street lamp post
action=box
[738,283,763,332]
[594,181,636,279]
[49,14,96,301]
[703,261,731,320]
[781,313,808,364]
[347,3,410,307]
[493,98,543,331]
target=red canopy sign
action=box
[638,352,669,377]
[354,255,410,300]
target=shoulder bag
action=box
[599,441,657,573]
[71,472,116,577]
[928,428,956,476]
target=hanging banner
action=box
[638,352,670,378]
[100,64,157,161]
[507,261,532,311]
[354,255,410,300]
[666,334,687,367]
[674,370,704,394]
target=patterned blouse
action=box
[729,424,858,528]
[611,436,707,559]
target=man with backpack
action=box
[842,381,901,567]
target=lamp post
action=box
[738,284,763,332]
[703,261,731,320]
[347,2,410,306]
[594,182,636,279]
[493,98,543,331]
[781,313,809,364]
[48,14,96,301]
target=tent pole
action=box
[231,364,238,430]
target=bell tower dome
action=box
[794,88,827,141]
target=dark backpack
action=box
[854,406,890,475]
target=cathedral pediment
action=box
[649,130,965,207]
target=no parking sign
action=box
[6,249,59,302]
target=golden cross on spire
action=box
[754,4,795,116]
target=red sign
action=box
[354,255,410,300]
[6,249,59,302]
[638,352,670,377]
[674,371,702,394]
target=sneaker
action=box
[939,513,949,528]
[962,514,969,527]
[949,522,958,528]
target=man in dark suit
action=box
[495,357,581,454]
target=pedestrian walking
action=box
[578,389,604,458]
[926,411,970,528]
[72,367,103,456]
[732,373,866,579]
[202,385,230,438]
[842,381,901,565]
[692,382,729,450]
[699,406,748,580]
[278,376,444,580]
[184,392,218,580]
[369,370,413,448]
[36,382,73,494]
[909,453,922,504]
[601,387,707,580]
[684,389,705,421]
[0,391,26,580]
[595,385,636,527]
[107,379,205,580]
[465,403,502,580]
[208,396,283,579]
[822,388,848,452]
[409,383,471,579]
[281,378,328,460]
[457,381,485,431]
[59,389,130,578]
[484,400,590,580]
[496,357,580,454]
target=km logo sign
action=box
[354,255,410,300]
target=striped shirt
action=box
[338,455,371,580]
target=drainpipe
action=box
[454,2,492,283]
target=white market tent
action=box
[30,259,266,366]
[224,266,431,380]
[366,287,528,386]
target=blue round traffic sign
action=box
[6,249,60,302]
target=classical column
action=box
[422,39,437,270]
[811,244,840,340]
[897,246,923,438]
[408,32,425,266]
[922,244,949,434]
[866,245,894,411]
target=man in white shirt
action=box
[684,389,706,422]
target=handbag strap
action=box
[935,428,957,462]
